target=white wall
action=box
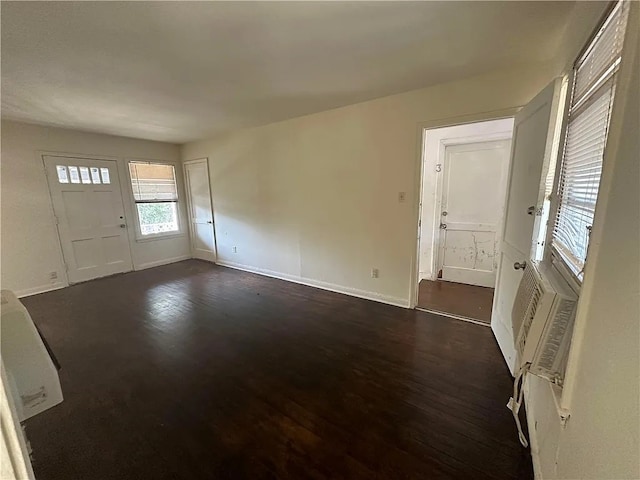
[182,64,554,307]
[0,120,189,296]
[528,5,640,478]
[418,118,514,282]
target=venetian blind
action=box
[129,162,178,202]
[551,0,629,279]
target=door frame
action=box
[40,151,135,285]
[183,158,217,262]
[433,137,512,287]
[410,108,521,309]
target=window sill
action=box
[550,251,582,295]
[135,232,184,243]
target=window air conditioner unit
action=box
[508,260,577,447]
[511,260,578,385]
[1,290,63,421]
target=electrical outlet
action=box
[232,246,238,253]
[398,192,406,203]
[371,268,379,279]
[49,271,58,281]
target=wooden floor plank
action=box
[417,279,495,323]
[21,260,531,480]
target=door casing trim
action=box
[410,107,521,309]
[183,157,217,262]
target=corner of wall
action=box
[15,281,67,299]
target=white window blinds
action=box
[551,0,629,279]
[129,162,178,202]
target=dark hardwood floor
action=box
[21,260,531,480]
[418,279,495,324]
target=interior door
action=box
[491,79,563,373]
[437,140,511,287]
[44,156,133,283]
[184,159,216,262]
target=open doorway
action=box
[416,118,514,324]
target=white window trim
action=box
[543,1,628,290]
[126,160,185,242]
[544,72,584,292]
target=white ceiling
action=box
[1,1,576,144]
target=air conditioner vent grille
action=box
[535,298,577,383]
[523,286,542,342]
[512,266,543,356]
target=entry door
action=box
[437,140,511,288]
[44,156,133,283]
[491,79,563,373]
[184,159,216,262]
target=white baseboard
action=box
[11,256,191,297]
[14,282,68,298]
[12,257,409,309]
[134,254,192,271]
[216,260,410,308]
[418,273,439,282]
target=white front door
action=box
[437,140,511,287]
[491,79,563,373]
[184,159,216,262]
[44,156,133,284]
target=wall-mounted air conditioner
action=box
[508,260,577,446]
[512,261,578,385]
[1,290,63,421]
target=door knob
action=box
[439,223,447,229]
[513,261,527,270]
[207,220,213,224]
[120,224,126,228]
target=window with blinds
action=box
[551,0,629,280]
[128,162,180,237]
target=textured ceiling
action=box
[1,1,576,143]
